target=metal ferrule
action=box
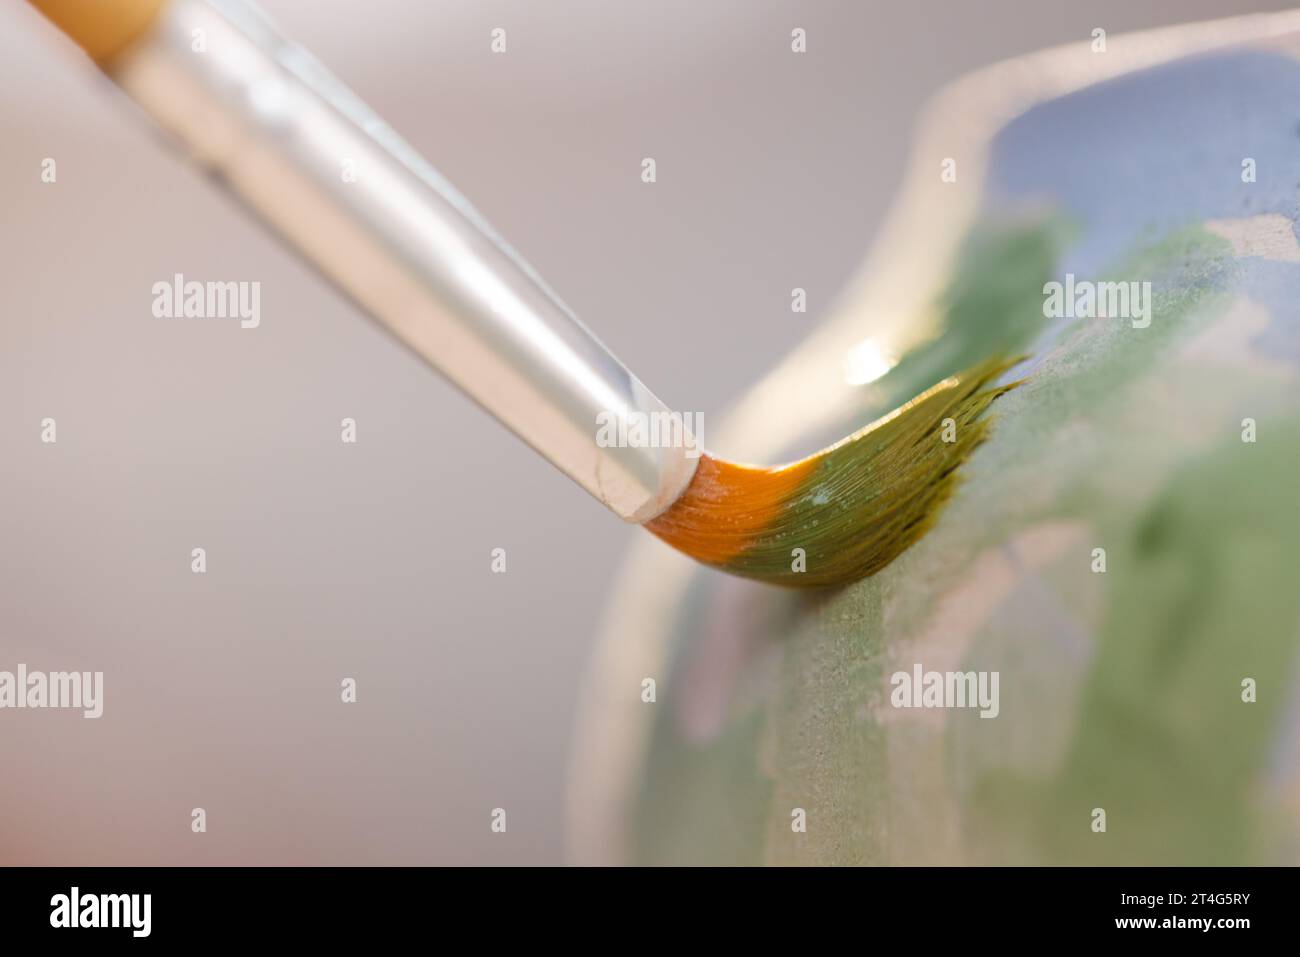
[109,0,699,522]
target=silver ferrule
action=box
[109,0,698,522]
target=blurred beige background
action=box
[1,0,1290,865]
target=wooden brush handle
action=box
[29,0,166,63]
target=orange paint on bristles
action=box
[644,454,818,567]
[646,355,1023,588]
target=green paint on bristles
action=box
[647,354,1025,588]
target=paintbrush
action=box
[26,0,1018,588]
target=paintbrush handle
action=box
[43,0,699,522]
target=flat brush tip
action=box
[644,355,1022,588]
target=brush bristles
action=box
[645,355,1022,588]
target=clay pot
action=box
[569,13,1300,865]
